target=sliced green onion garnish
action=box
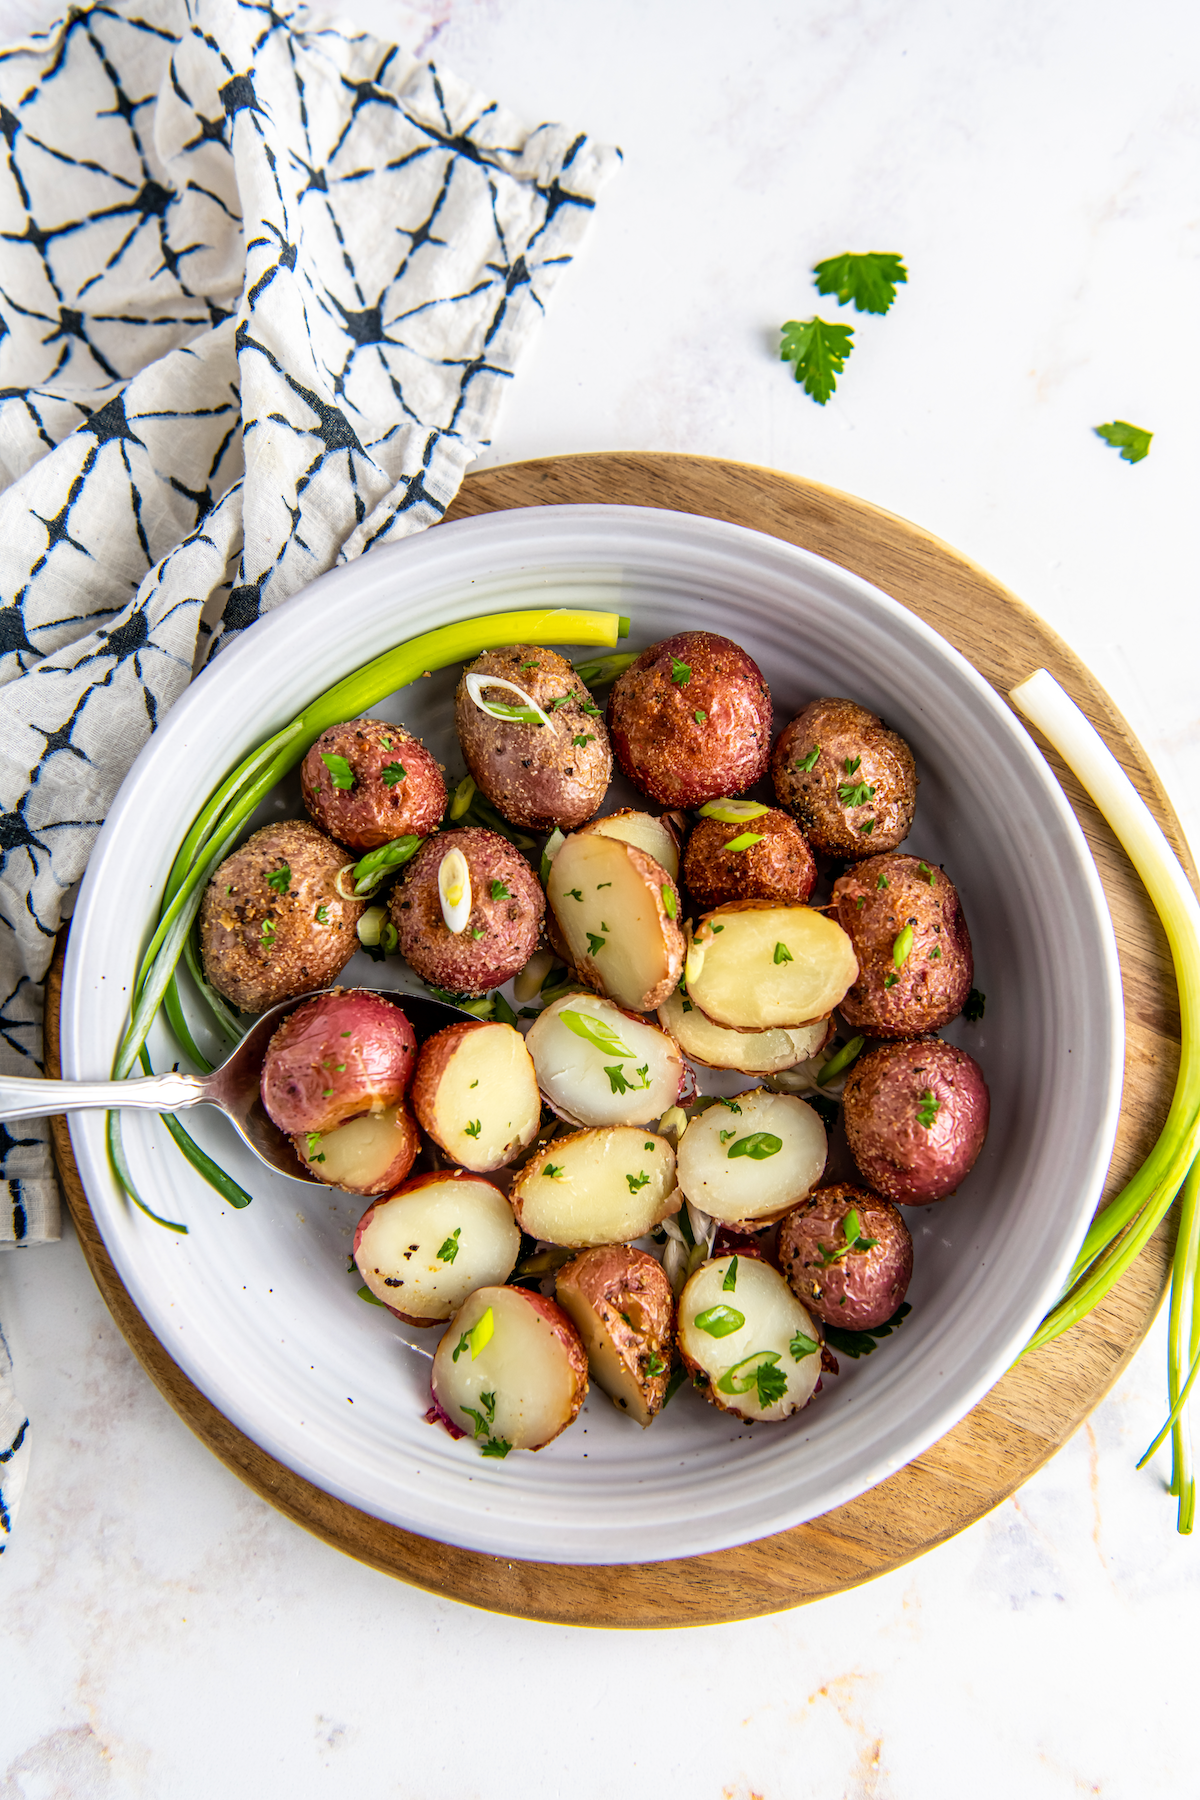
[694,1304,745,1337]
[723,831,765,853]
[716,1350,780,1394]
[464,671,551,729]
[892,924,914,969]
[351,834,421,897]
[727,1131,783,1160]
[450,774,476,820]
[661,885,677,920]
[699,798,770,824]
[817,1035,865,1086]
[572,650,637,686]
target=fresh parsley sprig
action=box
[780,316,854,404]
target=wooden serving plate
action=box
[47,453,1189,1627]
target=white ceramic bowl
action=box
[62,505,1124,1564]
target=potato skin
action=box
[831,853,973,1037]
[455,645,612,831]
[777,1184,913,1329]
[682,808,816,909]
[199,820,364,1013]
[260,989,417,1135]
[607,631,772,806]
[301,719,445,852]
[556,1246,675,1424]
[843,1039,990,1203]
[772,698,917,859]
[388,826,544,996]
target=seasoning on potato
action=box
[556,1246,675,1427]
[410,1020,541,1172]
[831,852,973,1038]
[354,1174,522,1324]
[607,630,773,807]
[301,719,446,852]
[682,803,816,909]
[389,826,544,997]
[777,1185,913,1330]
[677,1254,822,1423]
[771,697,917,859]
[842,1039,990,1203]
[199,819,364,1014]
[455,644,612,831]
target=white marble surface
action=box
[4,1,1200,1793]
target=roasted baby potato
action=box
[546,830,684,1013]
[525,994,685,1128]
[607,631,773,807]
[410,1020,541,1172]
[455,644,612,831]
[777,1185,913,1329]
[578,808,681,881]
[294,1102,420,1194]
[677,1254,822,1422]
[686,902,858,1032]
[260,988,417,1136]
[842,1039,990,1203]
[682,806,816,909]
[510,1127,679,1247]
[199,819,364,1013]
[389,826,544,996]
[771,698,917,859]
[354,1173,522,1324]
[675,1089,827,1226]
[556,1246,675,1427]
[301,719,446,852]
[831,853,973,1037]
[431,1285,588,1452]
[657,986,830,1074]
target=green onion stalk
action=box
[1011,670,1200,1532]
[109,607,629,1218]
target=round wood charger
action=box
[46,454,1190,1628]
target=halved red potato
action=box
[675,1089,826,1225]
[297,1102,420,1194]
[678,1254,822,1422]
[260,989,417,1136]
[354,1173,522,1324]
[510,1127,678,1247]
[686,902,858,1032]
[431,1285,588,1452]
[546,831,684,1012]
[525,994,684,1128]
[657,986,831,1074]
[578,809,681,882]
[556,1246,675,1427]
[410,1021,541,1172]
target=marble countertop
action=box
[4,1,1199,1794]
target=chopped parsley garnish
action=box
[844,755,862,775]
[1094,420,1152,464]
[381,762,406,787]
[451,1307,494,1362]
[586,931,607,956]
[755,1362,788,1408]
[838,780,875,807]
[464,1119,482,1138]
[859,819,875,834]
[626,1170,651,1193]
[916,1090,941,1129]
[490,879,510,901]
[918,861,935,884]
[789,1330,820,1361]
[964,988,986,1021]
[795,745,821,772]
[773,941,793,964]
[266,865,291,895]
[462,1391,497,1439]
[572,733,595,749]
[930,944,942,960]
[723,831,764,853]
[884,972,898,988]
[547,693,573,711]
[780,316,854,403]
[892,924,914,969]
[304,1132,325,1163]
[578,697,602,718]
[471,927,485,940]
[825,1301,912,1359]
[259,918,275,945]
[876,873,889,890]
[694,1304,745,1338]
[813,250,907,315]
[694,710,707,724]
[480,1437,512,1459]
[605,1063,651,1095]
[315,903,329,924]
[566,887,583,902]
[437,1228,462,1264]
[662,885,677,919]
[644,1353,667,1378]
[670,656,691,685]
[818,1206,880,1264]
[321,752,356,790]
[719,1128,736,1144]
[722,1257,739,1292]
[543,1164,564,1180]
[727,1131,783,1160]
[718,1098,742,1113]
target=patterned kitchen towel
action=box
[0,0,620,1249]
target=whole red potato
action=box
[843,1039,990,1204]
[607,631,772,807]
[302,719,445,852]
[777,1184,913,1329]
[260,988,417,1136]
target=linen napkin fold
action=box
[0,0,617,1546]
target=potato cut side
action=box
[410,1021,541,1171]
[658,986,829,1074]
[678,1255,821,1422]
[581,809,680,881]
[526,994,683,1128]
[432,1285,587,1451]
[511,1127,678,1247]
[298,1102,419,1194]
[556,1246,675,1427]
[688,903,858,1031]
[354,1174,521,1322]
[676,1089,826,1224]
[547,832,684,1013]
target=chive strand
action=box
[106,1111,188,1234]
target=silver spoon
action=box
[3,987,473,1185]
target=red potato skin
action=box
[260,989,416,1135]
[771,698,917,859]
[556,1246,675,1418]
[682,808,816,909]
[831,853,973,1037]
[777,1185,913,1329]
[607,631,773,807]
[389,826,545,996]
[842,1039,990,1204]
[302,720,446,851]
[455,645,612,830]
[429,1288,590,1449]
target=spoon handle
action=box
[0,1071,206,1123]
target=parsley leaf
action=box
[604,1063,651,1095]
[265,865,291,895]
[780,316,854,403]
[572,733,595,749]
[825,1301,912,1360]
[838,780,875,807]
[795,745,821,772]
[464,1119,482,1138]
[321,752,356,790]
[543,1163,564,1180]
[490,879,510,901]
[586,931,607,956]
[626,1170,651,1193]
[670,656,691,685]
[315,903,329,924]
[1094,420,1152,464]
[437,1228,461,1264]
[789,1330,819,1362]
[813,250,908,315]
[694,709,707,724]
[381,762,406,787]
[480,1436,512,1459]
[644,1353,667,1378]
[755,1362,788,1408]
[964,988,986,1022]
[773,941,793,965]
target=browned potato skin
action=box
[556,1246,675,1423]
[388,826,544,996]
[455,645,612,830]
[843,1039,990,1204]
[831,853,973,1037]
[607,631,772,807]
[199,820,364,1013]
[682,808,816,909]
[772,699,917,859]
[301,720,446,852]
[777,1184,913,1329]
